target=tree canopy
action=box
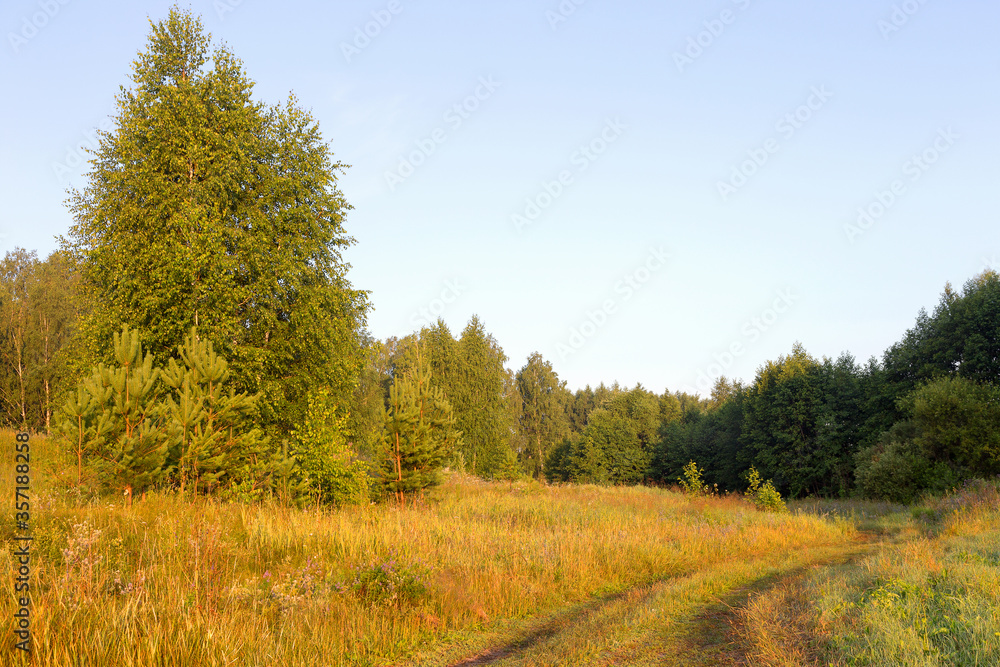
[60,7,369,437]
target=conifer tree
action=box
[516,352,570,479]
[161,328,262,496]
[382,353,461,504]
[55,384,111,486]
[87,327,169,505]
[451,316,521,478]
[60,7,369,440]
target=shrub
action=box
[291,387,371,506]
[346,553,430,608]
[744,466,786,512]
[679,460,708,497]
[854,421,961,503]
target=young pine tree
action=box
[55,384,111,487]
[160,328,262,496]
[382,360,461,504]
[86,327,169,505]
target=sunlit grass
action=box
[0,431,859,666]
[738,484,1000,666]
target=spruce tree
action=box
[451,316,521,479]
[516,352,570,479]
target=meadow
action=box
[1,431,997,666]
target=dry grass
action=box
[0,431,864,666]
[737,484,1000,667]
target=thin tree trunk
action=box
[77,414,84,485]
[44,378,51,433]
[536,433,543,480]
[15,351,26,429]
[394,431,403,506]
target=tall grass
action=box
[738,483,1000,666]
[0,431,858,666]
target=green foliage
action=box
[934,273,1000,385]
[160,328,263,496]
[387,317,522,481]
[0,248,81,431]
[853,375,999,503]
[347,553,430,608]
[565,433,610,484]
[907,375,1000,476]
[60,7,369,443]
[516,352,571,479]
[854,422,935,504]
[678,460,707,497]
[291,387,371,506]
[563,385,658,485]
[543,434,576,483]
[878,270,1000,429]
[744,466,786,512]
[452,316,521,479]
[653,383,745,492]
[76,326,169,504]
[55,384,107,486]
[566,386,597,433]
[742,345,863,497]
[856,374,1000,503]
[54,325,267,502]
[382,354,461,502]
[346,338,392,461]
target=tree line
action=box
[2,8,997,505]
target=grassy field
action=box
[1,431,997,666]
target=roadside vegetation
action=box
[0,431,851,666]
[5,431,997,666]
[738,481,1000,667]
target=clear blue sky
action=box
[2,0,997,395]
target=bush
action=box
[744,466,786,512]
[907,376,1000,476]
[291,387,371,506]
[854,421,961,504]
[679,460,708,497]
[346,553,430,608]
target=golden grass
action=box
[736,485,1000,667]
[0,431,865,666]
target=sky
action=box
[2,0,998,396]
